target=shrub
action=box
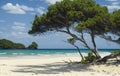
[81,52,97,64]
[111,50,120,54]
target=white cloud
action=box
[104,0,120,12]
[30,7,45,15]
[11,31,28,38]
[106,0,120,5]
[0,31,3,34]
[11,22,29,38]
[45,0,62,4]
[0,20,5,23]
[112,2,119,5]
[106,0,118,1]
[106,5,120,11]
[2,3,25,14]
[21,5,34,11]
[14,22,25,26]
[12,22,25,31]
[29,0,38,1]
[0,22,29,39]
[2,3,34,14]
[37,7,45,14]
[12,25,25,31]
[30,12,36,15]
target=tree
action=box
[28,42,38,49]
[28,0,111,59]
[75,4,110,58]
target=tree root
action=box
[96,53,120,64]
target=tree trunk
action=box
[94,49,101,59]
[90,32,101,59]
[81,34,100,59]
[57,29,101,59]
[73,45,84,61]
[97,53,120,63]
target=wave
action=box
[0,49,113,58]
[0,53,7,55]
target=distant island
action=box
[0,39,38,49]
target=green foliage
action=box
[0,39,25,49]
[28,42,38,49]
[75,4,109,34]
[14,43,25,49]
[28,0,120,39]
[0,39,39,49]
[29,0,109,35]
[67,38,76,45]
[110,9,120,35]
[81,52,97,64]
[28,0,119,59]
[98,9,120,44]
[111,50,120,54]
[28,0,112,40]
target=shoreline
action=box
[0,52,111,60]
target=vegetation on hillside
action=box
[0,39,38,49]
[0,39,25,49]
[27,42,38,49]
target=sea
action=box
[0,49,118,58]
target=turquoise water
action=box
[0,49,117,57]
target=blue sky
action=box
[0,0,120,49]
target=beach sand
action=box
[0,55,120,76]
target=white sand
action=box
[0,55,120,76]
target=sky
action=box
[0,0,120,49]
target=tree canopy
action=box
[110,9,120,35]
[29,0,109,35]
[100,9,120,44]
[28,0,120,59]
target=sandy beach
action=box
[0,54,120,76]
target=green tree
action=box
[0,39,25,49]
[28,42,38,49]
[28,0,112,59]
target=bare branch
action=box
[100,35,120,44]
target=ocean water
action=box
[0,49,117,58]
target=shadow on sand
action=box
[12,62,94,74]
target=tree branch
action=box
[52,18,66,26]
[56,28,100,58]
[100,35,120,44]
[90,31,97,51]
[81,31,93,51]
[57,28,85,43]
